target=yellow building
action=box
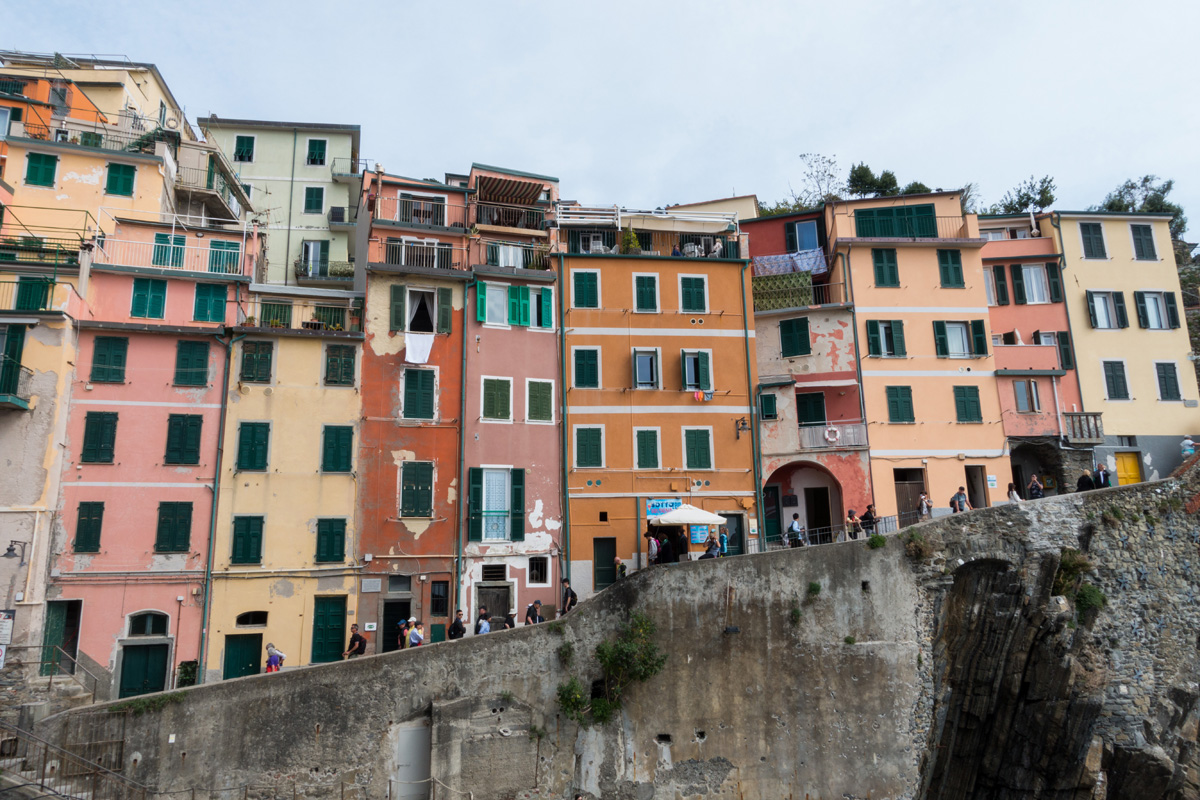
[204,286,364,680]
[1049,211,1199,484]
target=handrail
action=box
[0,719,149,800]
[4,645,100,702]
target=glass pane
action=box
[635,353,655,386]
[1146,295,1164,329]
[946,324,970,356]
[1094,296,1113,328]
[1023,266,1048,303]
[794,221,819,251]
[482,470,509,540]
[486,288,507,324]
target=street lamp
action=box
[3,541,28,566]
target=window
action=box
[129,612,168,636]
[482,377,512,420]
[90,337,128,383]
[430,581,449,616]
[240,341,273,383]
[683,428,713,470]
[937,250,964,288]
[25,153,57,187]
[322,426,353,472]
[1103,361,1129,400]
[634,274,658,312]
[1156,362,1182,401]
[324,344,356,386]
[155,502,192,552]
[854,204,935,237]
[261,302,292,327]
[1036,332,1059,346]
[575,426,604,468]
[526,380,554,422]
[174,341,209,386]
[633,350,659,389]
[403,368,435,419]
[506,285,532,326]
[573,348,600,388]
[933,320,987,357]
[1135,291,1180,330]
[231,517,264,564]
[105,163,135,196]
[388,575,412,592]
[81,412,118,463]
[393,286,451,334]
[1016,264,1049,304]
[75,502,103,553]
[164,414,203,465]
[532,287,553,328]
[779,318,811,357]
[681,350,712,391]
[236,611,267,626]
[131,278,166,319]
[886,386,914,423]
[981,229,1006,241]
[1080,222,1106,258]
[315,519,346,563]
[1056,331,1075,370]
[527,557,549,585]
[987,266,1009,306]
[573,271,599,308]
[785,220,820,252]
[400,461,434,517]
[1086,291,1128,329]
[865,320,906,357]
[240,183,252,199]
[679,276,707,312]
[1131,224,1157,260]
[233,135,255,162]
[479,281,510,325]
[872,248,899,287]
[236,422,269,470]
[306,139,327,166]
[303,186,324,214]
[152,233,186,268]
[193,284,227,323]
[953,386,983,423]
[469,467,522,541]
[480,564,506,582]
[759,393,778,420]
[209,240,241,274]
[1014,379,1041,413]
[635,428,660,469]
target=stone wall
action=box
[33,459,1200,800]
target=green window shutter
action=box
[194,284,227,323]
[233,136,254,161]
[759,394,777,421]
[1103,362,1128,400]
[892,320,907,357]
[993,267,1009,305]
[105,163,135,196]
[932,321,949,357]
[507,284,521,324]
[539,287,553,328]
[509,468,525,542]
[322,426,353,472]
[75,502,104,553]
[1113,292,1129,328]
[467,467,483,540]
[231,517,264,564]
[240,341,273,382]
[577,428,603,468]
[1046,262,1063,302]
[938,250,964,287]
[953,386,982,422]
[476,282,490,322]
[304,187,323,213]
[697,351,711,390]
[636,429,659,467]
[1165,293,1181,329]
[1132,225,1157,260]
[779,318,810,357]
[854,209,876,237]
[872,249,899,286]
[404,369,435,419]
[147,280,166,318]
[324,345,356,385]
[495,379,510,419]
[1157,363,1181,400]
[784,222,798,252]
[1085,291,1099,328]
[26,153,57,187]
[1056,331,1074,370]
[685,429,712,469]
[528,380,553,421]
[865,320,881,356]
[174,341,209,386]
[307,139,326,165]
[575,349,598,388]
[315,519,345,563]
[1010,264,1026,304]
[518,286,531,326]
[436,287,452,333]
[970,320,988,356]
[390,285,406,331]
[164,414,202,465]
[886,386,914,423]
[574,272,598,308]
[131,278,164,318]
[155,502,192,552]
[1134,291,1149,328]
[681,277,707,312]
[400,461,434,517]
[482,378,510,419]
[1081,223,1106,258]
[208,240,241,273]
[635,275,656,311]
[90,336,128,383]
[567,230,581,253]
[237,422,269,470]
[81,412,118,463]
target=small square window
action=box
[388,574,412,593]
[233,135,255,163]
[304,187,324,214]
[634,350,658,389]
[528,557,548,584]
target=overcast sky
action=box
[7,0,1199,234]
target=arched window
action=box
[128,612,168,636]
[236,611,268,627]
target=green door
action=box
[0,324,26,396]
[428,624,446,644]
[222,633,262,679]
[15,277,50,311]
[118,644,169,698]
[763,485,782,544]
[796,392,827,426]
[311,596,346,663]
[593,538,617,590]
[40,601,67,676]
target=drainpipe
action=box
[1050,213,1085,408]
[740,259,764,539]
[284,128,298,285]
[557,253,571,581]
[455,277,475,614]
[833,247,876,507]
[197,330,245,683]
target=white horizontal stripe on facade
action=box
[792,379,860,388]
[856,307,989,314]
[73,400,222,409]
[861,370,995,378]
[568,405,752,415]
[568,327,755,338]
[568,491,756,498]
[70,482,213,489]
[870,449,1008,458]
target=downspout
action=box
[455,277,475,614]
[197,330,245,683]
[557,253,571,581]
[833,246,876,505]
[1050,212,1085,408]
[740,259,764,539]
[284,128,298,285]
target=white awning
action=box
[649,504,727,526]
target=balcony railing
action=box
[375,196,469,230]
[176,164,237,204]
[331,157,370,176]
[753,273,847,311]
[851,215,969,240]
[328,206,358,226]
[475,202,545,231]
[749,512,919,551]
[565,229,739,259]
[247,300,362,333]
[479,240,550,270]
[0,236,80,267]
[93,238,247,275]
[1063,412,1104,444]
[0,278,56,312]
[0,354,33,409]
[17,120,180,157]
[295,259,354,281]
[369,239,466,271]
[797,421,868,451]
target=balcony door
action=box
[796,392,826,427]
[0,324,25,395]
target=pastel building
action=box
[1051,211,1199,483]
[199,117,362,285]
[743,209,872,542]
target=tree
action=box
[994,175,1056,214]
[958,182,982,214]
[847,162,878,198]
[1094,175,1187,241]
[901,181,932,196]
[758,153,844,214]
[874,170,900,197]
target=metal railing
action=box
[851,215,969,239]
[797,421,868,450]
[474,202,545,231]
[0,236,81,267]
[555,203,740,230]
[748,512,918,551]
[369,239,466,271]
[0,278,57,311]
[0,354,33,403]
[374,196,469,230]
[753,274,847,311]
[0,720,146,800]
[331,157,370,176]
[565,230,739,259]
[17,120,179,158]
[249,300,361,333]
[93,238,246,275]
[478,239,550,270]
[328,206,357,226]
[1063,412,1104,443]
[3,645,101,699]
[175,165,238,209]
[295,259,354,281]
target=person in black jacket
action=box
[525,600,544,625]
[473,606,488,635]
[561,579,578,615]
[448,610,466,640]
[1076,470,1096,493]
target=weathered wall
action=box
[36,459,1200,800]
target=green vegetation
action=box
[555,612,667,727]
[500,690,514,703]
[867,533,887,550]
[807,581,821,597]
[620,225,641,254]
[528,724,547,742]
[557,640,574,667]
[1075,583,1108,618]
[904,531,934,559]
[1053,549,1094,596]
[844,636,856,645]
[990,175,1056,214]
[547,621,565,635]
[109,692,185,715]
[789,605,802,627]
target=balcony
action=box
[474,202,546,233]
[368,239,466,272]
[477,240,550,271]
[797,421,868,451]
[295,259,354,282]
[175,165,241,217]
[331,158,370,178]
[851,213,970,240]
[0,355,33,411]
[1063,412,1104,445]
[328,206,358,227]
[93,238,248,276]
[565,229,739,259]
[374,196,468,231]
[247,299,362,333]
[0,278,56,312]
[752,273,846,311]
[0,237,81,267]
[14,120,180,158]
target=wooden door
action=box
[40,601,67,676]
[593,538,617,589]
[222,633,262,679]
[118,644,168,698]
[311,596,347,663]
[1115,452,1142,486]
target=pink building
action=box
[47,217,256,698]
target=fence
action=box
[374,196,469,230]
[0,720,147,800]
[746,512,921,552]
[369,240,466,271]
[0,354,33,402]
[474,202,545,231]
[19,121,179,158]
[1063,412,1104,443]
[249,300,362,333]
[328,206,357,226]
[479,240,550,270]
[294,259,354,281]
[331,157,370,176]
[0,236,81,267]
[0,278,57,311]
[93,239,245,275]
[797,421,868,450]
[3,645,100,698]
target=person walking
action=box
[474,606,488,635]
[1007,483,1022,503]
[342,624,367,659]
[718,525,729,556]
[658,534,674,566]
[860,504,877,534]
[448,610,466,640]
[1094,463,1111,489]
[918,491,932,521]
[645,531,659,565]
[614,556,627,578]
[561,579,578,615]
[524,600,544,625]
[477,614,491,635]
[1027,474,1044,499]
[787,513,805,547]
[265,643,286,673]
[950,487,972,513]
[1076,470,1096,493]
[502,612,517,631]
[408,621,424,648]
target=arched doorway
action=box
[1009,440,1067,498]
[763,461,844,545]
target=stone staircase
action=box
[0,722,146,800]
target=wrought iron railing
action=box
[0,720,147,800]
[328,206,357,226]
[250,300,361,333]
[4,645,100,697]
[0,278,57,311]
[474,202,545,231]
[18,121,180,158]
[175,165,237,209]
[748,512,919,551]
[93,238,246,275]
[375,196,468,229]
[479,240,550,270]
[331,157,370,176]
[0,354,33,402]
[0,236,80,266]
[295,259,354,281]
[370,239,465,271]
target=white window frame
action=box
[232,133,256,164]
[681,348,715,391]
[571,346,602,389]
[0,107,11,140]
[406,286,438,334]
[1139,290,1168,330]
[526,555,551,587]
[677,273,710,314]
[983,267,997,306]
[632,272,660,313]
[1077,220,1109,260]
[302,185,325,215]
[1101,358,1131,402]
[480,375,514,424]
[481,280,510,328]
[1036,332,1058,346]
[305,137,328,167]
[1021,264,1049,305]
[1128,223,1160,261]
[981,229,1005,241]
[878,321,902,358]
[524,378,555,424]
[480,466,512,541]
[398,365,439,422]
[681,426,715,471]
[1153,360,1182,402]
[632,426,662,470]
[632,347,661,390]
[945,321,971,358]
[570,269,601,309]
[1091,291,1117,329]
[397,460,437,519]
[572,424,606,469]
[1013,379,1041,413]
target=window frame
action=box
[479,466,513,541]
[573,425,605,469]
[526,557,550,587]
[232,134,256,163]
[481,375,514,423]
[1020,263,1050,305]
[885,386,915,424]
[236,421,271,471]
[525,378,555,424]
[324,344,357,387]
[945,321,971,358]
[1154,361,1182,402]
[25,152,58,188]
[90,336,128,383]
[1102,359,1130,401]
[314,518,347,563]
[1013,379,1042,413]
[163,413,203,465]
[572,346,601,389]
[305,138,328,167]
[632,272,659,313]
[130,278,167,320]
[681,349,714,391]
[74,501,104,553]
[104,162,136,197]
[633,426,661,470]
[321,425,354,473]
[239,340,274,384]
[632,347,661,390]
[681,426,714,471]
[303,185,325,215]
[128,612,169,637]
[1079,221,1108,259]
[678,274,709,313]
[231,515,264,565]
[1129,223,1158,261]
[571,269,601,309]
[759,393,778,421]
[399,460,435,518]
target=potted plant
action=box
[242,316,257,327]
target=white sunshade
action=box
[649,504,727,526]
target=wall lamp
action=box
[3,541,28,566]
[735,417,751,440]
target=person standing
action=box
[787,513,804,547]
[561,579,578,616]
[1182,437,1195,458]
[658,534,674,566]
[1007,483,1022,503]
[477,614,491,635]
[614,556,627,578]
[525,600,544,625]
[398,620,410,650]
[342,624,367,659]
[918,491,932,521]
[265,643,286,673]
[448,610,466,640]
[860,504,877,534]
[844,509,863,540]
[1094,463,1111,488]
[409,621,424,648]
[502,612,517,630]
[950,487,972,513]
[645,531,659,565]
[1027,474,1044,499]
[1076,470,1096,493]
[718,526,729,556]
[474,606,488,635]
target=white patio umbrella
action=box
[649,504,727,526]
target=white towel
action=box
[404,333,435,364]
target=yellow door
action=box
[1115,452,1141,486]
